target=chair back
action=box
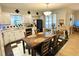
[65,30,68,39]
[53,35,59,47]
[41,39,50,56]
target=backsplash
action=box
[0,23,33,30]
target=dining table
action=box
[22,32,56,56]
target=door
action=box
[37,19,43,32]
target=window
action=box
[11,15,22,25]
[52,14,56,28]
[45,15,53,29]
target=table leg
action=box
[28,47,30,54]
[22,40,25,54]
[26,44,31,54]
[32,48,36,56]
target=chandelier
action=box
[43,3,52,16]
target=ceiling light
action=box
[28,11,31,14]
[15,9,20,13]
[36,12,39,15]
[43,11,52,16]
[43,3,52,16]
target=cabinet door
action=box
[0,33,2,55]
[9,31,16,43]
[19,29,25,39]
[14,30,20,41]
[0,32,5,56]
[14,29,25,41]
[3,30,10,45]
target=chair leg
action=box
[28,48,30,54]
[22,40,25,54]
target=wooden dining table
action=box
[22,32,56,56]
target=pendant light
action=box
[28,11,31,14]
[43,3,52,16]
[36,12,39,15]
[15,9,20,13]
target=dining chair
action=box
[57,30,68,44]
[54,30,64,44]
[50,34,60,55]
[41,39,51,56]
[52,35,59,47]
[23,32,31,54]
[65,30,68,39]
[57,30,68,46]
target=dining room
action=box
[0,3,79,56]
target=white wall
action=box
[0,6,2,24]
[66,8,74,26]
[2,12,11,24]
[52,8,67,30]
[1,6,74,27]
[52,8,74,35]
[1,12,36,24]
[74,11,79,20]
[52,8,73,26]
[1,6,43,24]
[23,14,33,24]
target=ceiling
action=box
[0,3,79,12]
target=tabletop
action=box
[23,32,56,48]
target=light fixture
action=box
[43,11,52,16]
[43,3,52,16]
[36,12,39,15]
[27,11,31,14]
[15,9,20,13]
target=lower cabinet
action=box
[2,30,11,45]
[0,28,25,56]
[0,32,5,56]
[9,31,16,43]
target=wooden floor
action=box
[56,32,79,56]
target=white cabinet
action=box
[9,31,16,43]
[18,29,25,39]
[2,30,10,45]
[0,31,5,56]
[14,29,25,41]
[2,29,25,45]
[0,28,25,56]
[0,33,2,55]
